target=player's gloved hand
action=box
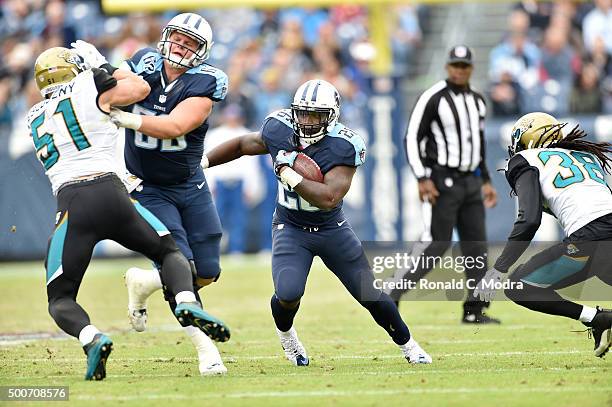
[70,40,108,69]
[109,108,142,130]
[274,150,298,176]
[473,268,505,302]
[274,150,303,189]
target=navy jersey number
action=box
[277,182,320,212]
[31,98,90,170]
[538,150,606,188]
[132,105,187,151]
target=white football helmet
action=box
[291,79,340,145]
[157,13,213,69]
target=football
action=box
[292,152,324,183]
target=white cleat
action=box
[124,267,161,332]
[199,359,228,376]
[400,338,432,364]
[276,327,309,366]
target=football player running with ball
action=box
[77,12,231,375]
[205,79,431,365]
[474,112,612,357]
[28,47,227,380]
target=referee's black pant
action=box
[397,166,489,313]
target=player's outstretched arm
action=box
[493,168,543,272]
[110,96,213,140]
[205,132,268,169]
[98,70,150,113]
[289,165,356,211]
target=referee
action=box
[391,45,500,323]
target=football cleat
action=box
[125,268,160,332]
[175,302,231,343]
[199,359,228,376]
[462,311,501,324]
[276,327,309,366]
[400,338,432,364]
[585,306,612,358]
[83,333,113,380]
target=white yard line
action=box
[71,386,612,400]
[7,365,603,381]
[4,349,588,364]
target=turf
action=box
[0,256,610,406]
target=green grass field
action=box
[0,256,610,406]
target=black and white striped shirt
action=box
[404,80,490,182]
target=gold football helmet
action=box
[34,47,87,98]
[508,112,567,157]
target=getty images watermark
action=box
[370,250,522,291]
[361,241,612,302]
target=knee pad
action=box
[191,234,222,280]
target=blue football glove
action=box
[274,150,298,177]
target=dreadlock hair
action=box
[549,125,612,174]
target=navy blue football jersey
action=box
[262,109,366,227]
[123,47,228,185]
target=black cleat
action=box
[83,333,113,381]
[462,311,501,324]
[585,307,612,358]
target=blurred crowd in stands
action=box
[489,0,612,116]
[0,0,423,154]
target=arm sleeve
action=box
[92,68,117,94]
[493,163,543,272]
[404,91,436,179]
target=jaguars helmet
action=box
[291,79,340,145]
[508,112,567,157]
[34,47,88,98]
[157,13,213,69]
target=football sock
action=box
[79,325,101,346]
[175,291,197,305]
[505,283,582,320]
[270,295,299,332]
[362,293,411,345]
[184,326,217,357]
[579,305,598,323]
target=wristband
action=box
[202,154,209,169]
[119,111,142,130]
[279,167,303,189]
[100,63,117,75]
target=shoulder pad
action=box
[184,64,228,101]
[128,48,162,75]
[264,109,293,129]
[26,100,48,127]
[506,153,536,190]
[328,123,367,166]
